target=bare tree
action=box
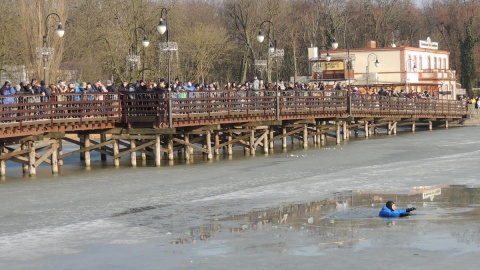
[223,0,264,83]
[0,0,478,90]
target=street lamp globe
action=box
[55,22,65,38]
[157,18,167,35]
[331,39,338,50]
[257,30,265,43]
[325,52,331,62]
[269,43,275,54]
[374,59,380,67]
[142,35,150,48]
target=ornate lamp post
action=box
[366,53,380,90]
[158,7,178,128]
[127,26,150,81]
[320,39,338,62]
[257,20,284,120]
[36,13,65,84]
[257,20,279,88]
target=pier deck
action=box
[0,90,466,176]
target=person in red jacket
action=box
[379,201,416,218]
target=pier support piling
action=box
[22,142,28,174]
[214,132,220,156]
[263,130,269,154]
[130,139,137,167]
[206,131,213,160]
[168,135,174,160]
[155,135,161,167]
[185,134,191,161]
[250,129,255,155]
[141,140,147,163]
[113,139,120,167]
[28,141,36,176]
[52,141,59,174]
[336,122,341,144]
[303,124,309,148]
[269,128,274,150]
[228,132,233,155]
[84,135,91,167]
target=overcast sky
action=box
[414,0,429,7]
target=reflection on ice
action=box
[169,185,480,253]
[170,224,221,244]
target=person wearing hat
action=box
[252,75,260,91]
[379,201,416,218]
[106,80,116,92]
[1,81,12,95]
[14,84,24,95]
[79,82,87,91]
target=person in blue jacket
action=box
[379,201,416,217]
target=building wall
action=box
[326,45,457,99]
[347,50,402,85]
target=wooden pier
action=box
[0,90,466,176]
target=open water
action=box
[1,127,480,269]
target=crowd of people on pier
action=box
[0,76,467,125]
[0,75,445,105]
[0,78,115,99]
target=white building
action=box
[310,38,457,99]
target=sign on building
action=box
[319,61,344,71]
[419,37,439,50]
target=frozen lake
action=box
[1,127,480,269]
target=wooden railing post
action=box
[157,93,163,127]
[0,142,5,177]
[347,94,352,116]
[275,89,280,120]
[168,91,173,128]
[121,93,127,124]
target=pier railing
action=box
[350,94,465,117]
[151,90,463,126]
[0,93,121,124]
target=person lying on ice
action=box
[379,201,416,217]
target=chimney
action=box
[367,40,376,49]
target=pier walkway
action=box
[0,90,466,176]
